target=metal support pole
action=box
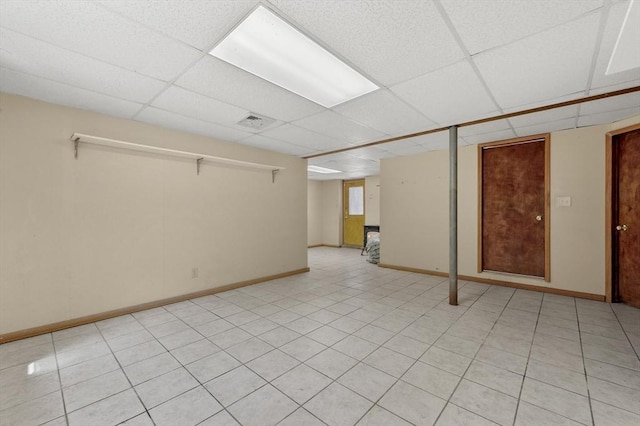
[449,125,458,305]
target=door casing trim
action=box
[605,123,640,303]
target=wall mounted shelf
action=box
[70,133,285,182]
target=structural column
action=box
[449,125,458,305]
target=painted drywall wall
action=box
[380,115,640,296]
[307,180,323,246]
[321,180,342,246]
[365,175,380,226]
[0,93,308,335]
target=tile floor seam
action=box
[577,298,599,426]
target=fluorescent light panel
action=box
[209,6,378,108]
[308,165,342,174]
[607,0,640,75]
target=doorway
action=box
[606,125,640,306]
[343,180,365,247]
[478,135,550,280]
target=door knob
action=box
[535,215,543,221]
[616,224,628,231]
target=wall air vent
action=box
[236,113,276,130]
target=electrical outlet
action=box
[191,267,198,278]
[556,196,572,207]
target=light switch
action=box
[556,196,572,207]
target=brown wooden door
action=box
[613,129,640,307]
[480,137,549,279]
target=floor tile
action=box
[364,347,414,378]
[67,389,144,426]
[307,325,348,346]
[526,359,587,396]
[420,346,472,376]
[185,351,240,383]
[584,358,640,391]
[119,412,155,426]
[305,348,358,379]
[307,309,343,324]
[588,376,640,414]
[0,390,64,426]
[280,336,327,362]
[0,370,61,411]
[435,403,499,426]
[208,328,253,350]
[285,317,324,334]
[591,400,640,426]
[529,345,584,374]
[123,352,180,386]
[338,362,396,402]
[450,379,518,426]
[114,340,166,367]
[228,384,297,426]
[55,341,111,369]
[205,366,267,407]
[520,377,591,425]
[258,327,301,348]
[106,329,155,352]
[240,318,279,336]
[149,386,222,426]
[147,320,191,339]
[582,343,640,371]
[353,325,395,345]
[464,360,523,398]
[225,310,261,327]
[434,334,481,359]
[383,334,430,359]
[170,339,220,365]
[226,337,274,363]
[329,316,367,334]
[245,349,300,381]
[305,382,373,426]
[134,367,199,409]
[267,310,302,325]
[402,361,461,399]
[63,369,130,412]
[356,405,413,426]
[193,319,235,337]
[278,408,325,426]
[272,364,332,404]
[514,401,583,426]
[198,410,240,426]
[332,335,379,360]
[378,381,446,426]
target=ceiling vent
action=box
[236,113,276,130]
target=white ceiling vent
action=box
[237,113,276,130]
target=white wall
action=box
[365,175,380,226]
[307,180,323,246]
[0,93,308,335]
[380,115,640,296]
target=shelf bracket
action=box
[74,137,79,159]
[272,169,279,183]
[196,158,204,175]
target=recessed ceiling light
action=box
[209,5,378,108]
[308,165,342,174]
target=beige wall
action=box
[365,175,380,226]
[307,180,323,246]
[0,93,308,335]
[321,180,342,246]
[381,115,640,296]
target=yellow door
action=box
[343,180,365,247]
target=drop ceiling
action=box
[1,0,638,181]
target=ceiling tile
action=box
[508,106,578,128]
[294,110,386,145]
[333,90,434,135]
[270,0,464,86]
[176,56,324,122]
[441,0,603,54]
[514,117,577,137]
[260,124,345,152]
[308,152,358,165]
[97,0,255,50]
[462,129,517,145]
[578,106,640,127]
[391,60,498,125]
[474,13,600,109]
[458,119,512,137]
[347,146,397,161]
[580,91,640,115]
[409,131,463,151]
[136,107,253,142]
[150,86,257,131]
[239,134,316,156]
[0,67,142,119]
[0,28,166,104]
[591,1,640,90]
[0,0,201,81]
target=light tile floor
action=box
[1,247,639,426]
